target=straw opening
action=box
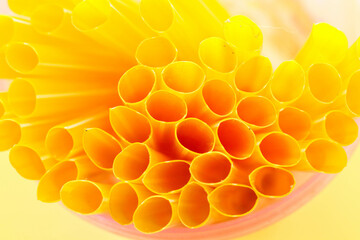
[191,152,232,185]
[83,128,122,169]
[31,4,65,33]
[113,143,150,181]
[8,79,36,116]
[235,56,272,93]
[72,0,110,31]
[110,106,152,143]
[45,127,74,159]
[199,37,237,73]
[217,119,255,159]
[270,60,305,102]
[133,196,172,233]
[0,119,21,151]
[178,183,210,228]
[139,0,174,32]
[9,145,46,180]
[143,160,190,194]
[305,139,347,173]
[278,107,312,140]
[325,111,358,146]
[146,91,187,122]
[259,132,301,166]
[208,184,258,217]
[61,180,103,214]
[162,61,205,93]
[109,183,139,225]
[118,65,156,104]
[202,79,236,116]
[249,166,295,197]
[176,118,215,154]
[236,96,276,128]
[5,43,39,73]
[136,36,177,67]
[308,63,341,103]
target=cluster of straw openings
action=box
[1,0,359,234]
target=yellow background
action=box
[1,145,360,240]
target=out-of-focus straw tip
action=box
[0,119,21,151]
[9,145,46,180]
[139,0,174,33]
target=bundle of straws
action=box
[1,0,360,234]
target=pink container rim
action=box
[76,120,360,240]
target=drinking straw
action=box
[8,0,75,16]
[0,99,5,119]
[190,151,246,186]
[30,3,99,44]
[215,118,256,160]
[133,195,178,233]
[309,110,358,146]
[292,63,342,118]
[109,106,152,144]
[0,15,68,48]
[295,23,348,69]
[177,182,211,229]
[198,37,238,80]
[7,78,119,117]
[187,79,236,124]
[142,160,191,194]
[223,15,263,62]
[0,51,21,79]
[145,90,187,124]
[269,60,305,104]
[236,96,277,130]
[0,119,21,151]
[278,106,312,140]
[74,155,112,181]
[294,139,347,173]
[337,37,360,79]
[170,0,227,38]
[161,61,205,98]
[83,128,122,170]
[71,0,151,58]
[60,180,111,214]
[5,42,125,75]
[251,132,301,167]
[113,143,168,182]
[346,70,360,116]
[37,161,78,203]
[118,65,156,113]
[12,117,70,148]
[135,36,178,68]
[140,0,196,61]
[109,182,154,225]
[140,0,228,61]
[145,90,187,156]
[249,166,295,198]
[110,0,152,35]
[9,145,46,180]
[208,184,258,217]
[234,56,272,94]
[45,110,110,160]
[175,118,215,159]
[139,0,174,32]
